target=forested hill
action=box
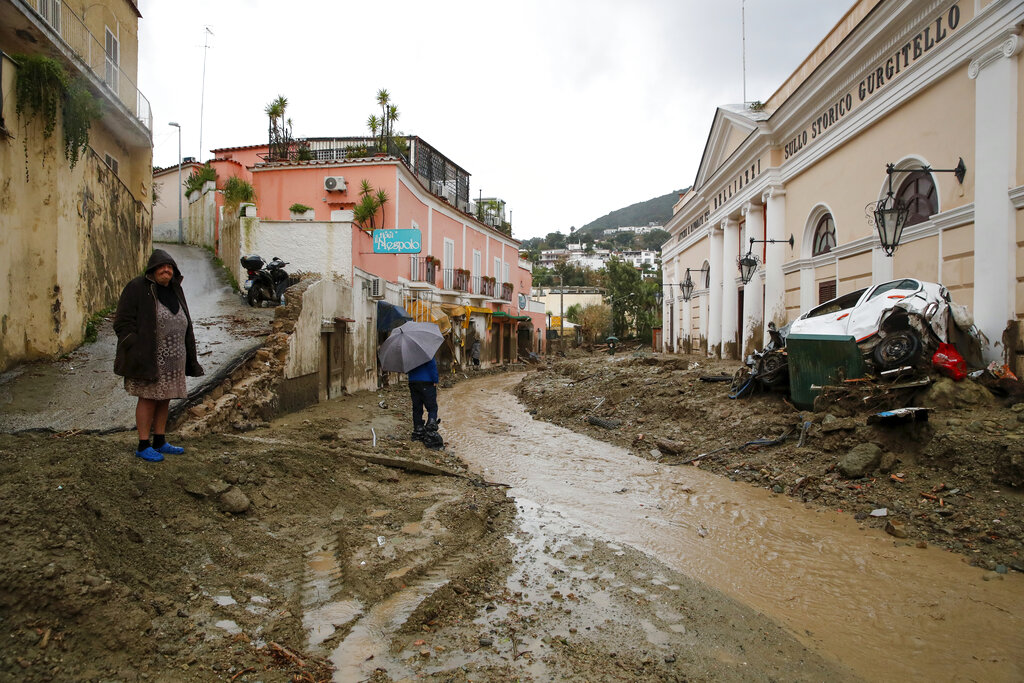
[577,189,687,236]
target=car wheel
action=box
[873,329,921,369]
[758,352,788,387]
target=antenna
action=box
[741,0,747,104]
[199,26,214,162]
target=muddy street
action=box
[2,359,1023,682]
[443,372,1024,681]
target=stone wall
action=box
[0,135,150,371]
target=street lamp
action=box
[168,122,182,243]
[737,236,794,285]
[872,158,966,256]
[680,268,694,301]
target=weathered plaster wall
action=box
[0,54,150,371]
[238,218,354,283]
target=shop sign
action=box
[373,229,422,254]
[784,2,962,161]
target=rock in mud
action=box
[218,486,250,514]
[838,443,882,478]
[919,377,995,408]
[885,519,908,538]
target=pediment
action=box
[693,107,760,189]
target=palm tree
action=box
[376,89,390,148]
[265,95,289,160]
[367,114,379,146]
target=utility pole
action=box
[168,122,182,243]
[198,26,213,161]
[559,274,564,347]
[741,0,747,104]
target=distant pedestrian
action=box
[114,249,204,462]
[407,356,439,442]
[470,339,481,368]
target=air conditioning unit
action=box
[324,176,347,192]
[369,277,384,299]
[431,180,444,195]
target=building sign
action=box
[784,2,962,160]
[713,159,764,209]
[373,229,422,254]
[681,209,711,240]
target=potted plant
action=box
[289,202,315,221]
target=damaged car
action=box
[731,278,984,397]
[788,278,980,370]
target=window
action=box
[806,287,865,318]
[104,27,119,95]
[812,214,836,256]
[818,280,837,305]
[896,171,937,226]
[866,279,919,300]
[103,153,119,176]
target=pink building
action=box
[207,136,546,367]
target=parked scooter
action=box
[241,254,290,307]
[729,321,790,398]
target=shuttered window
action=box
[818,280,837,304]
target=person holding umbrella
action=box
[377,321,445,445]
[407,356,439,442]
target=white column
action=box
[721,218,740,358]
[762,186,788,341]
[741,202,764,354]
[970,33,1021,361]
[707,226,723,357]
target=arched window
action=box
[701,262,710,288]
[896,171,937,226]
[812,214,836,256]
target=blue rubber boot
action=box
[156,443,185,455]
[135,447,164,462]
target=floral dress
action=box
[124,300,188,399]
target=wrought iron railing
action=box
[19,0,152,132]
[500,283,513,301]
[409,256,438,286]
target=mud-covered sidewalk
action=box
[514,351,1024,573]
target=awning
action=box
[404,298,452,335]
[463,306,494,329]
[440,304,466,318]
[376,300,412,332]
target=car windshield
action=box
[866,279,920,300]
[804,288,867,318]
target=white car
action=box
[788,278,965,369]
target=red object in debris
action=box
[932,342,967,381]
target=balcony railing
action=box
[20,0,152,132]
[478,278,496,297]
[500,283,513,301]
[409,256,438,286]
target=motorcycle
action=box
[241,254,290,307]
[729,321,790,398]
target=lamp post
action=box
[680,268,694,302]
[737,236,794,285]
[872,158,966,256]
[168,122,182,243]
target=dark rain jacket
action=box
[113,249,204,380]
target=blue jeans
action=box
[409,382,438,428]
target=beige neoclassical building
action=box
[661,0,1023,370]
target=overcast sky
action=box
[139,1,851,241]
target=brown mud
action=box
[514,351,1024,573]
[0,372,853,682]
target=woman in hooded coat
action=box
[114,249,204,461]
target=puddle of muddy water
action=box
[441,373,1024,682]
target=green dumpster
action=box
[786,333,866,410]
